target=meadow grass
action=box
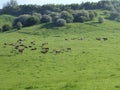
[0,15,16,27]
[0,19,120,90]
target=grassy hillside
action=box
[0,15,16,27]
[0,19,120,90]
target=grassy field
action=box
[0,15,16,27]
[0,18,120,90]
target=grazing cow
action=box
[103,38,108,41]
[9,43,15,46]
[41,48,49,54]
[24,45,28,48]
[20,44,25,47]
[96,38,101,41]
[18,39,25,41]
[55,50,61,54]
[18,49,24,53]
[41,42,48,47]
[15,45,19,49]
[71,38,77,40]
[31,48,37,50]
[4,43,7,45]
[65,39,68,41]
[53,49,61,54]
[78,37,84,40]
[31,41,35,45]
[28,46,32,48]
[66,48,71,51]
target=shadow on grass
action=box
[85,22,99,27]
[0,54,14,57]
[40,23,58,30]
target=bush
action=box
[72,10,90,22]
[56,19,66,27]
[26,15,40,26]
[13,14,31,27]
[52,15,60,23]
[109,12,120,20]
[79,16,88,23]
[2,24,11,32]
[32,13,42,20]
[16,22,22,30]
[88,10,95,20]
[41,15,52,23]
[98,16,104,23]
[60,11,74,23]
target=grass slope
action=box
[0,15,16,27]
[0,19,120,90]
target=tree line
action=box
[0,0,120,16]
[2,0,120,32]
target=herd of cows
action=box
[3,39,72,54]
[2,37,108,55]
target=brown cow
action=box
[18,49,24,53]
[41,48,49,54]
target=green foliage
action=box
[73,10,90,22]
[98,16,104,23]
[26,15,40,26]
[32,13,42,21]
[2,24,11,32]
[16,22,22,30]
[56,19,66,26]
[88,10,96,20]
[109,12,120,20]
[4,0,18,8]
[13,14,31,27]
[0,20,120,89]
[41,15,52,23]
[60,11,74,23]
[0,15,16,27]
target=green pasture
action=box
[0,19,120,90]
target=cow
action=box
[41,48,49,54]
[103,38,108,41]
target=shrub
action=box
[79,16,88,23]
[73,10,90,22]
[13,14,31,27]
[88,10,95,20]
[32,13,42,20]
[52,15,60,23]
[26,15,40,26]
[109,12,120,20]
[16,22,22,30]
[60,11,74,23]
[56,19,66,27]
[41,15,52,23]
[98,16,104,23]
[2,24,11,32]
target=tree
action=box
[88,10,95,20]
[13,14,31,27]
[32,13,42,21]
[98,16,104,23]
[2,24,11,32]
[16,22,23,30]
[60,11,74,23]
[56,19,66,26]
[41,15,52,23]
[26,15,40,26]
[4,0,18,8]
[72,10,89,22]
[1,0,20,16]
